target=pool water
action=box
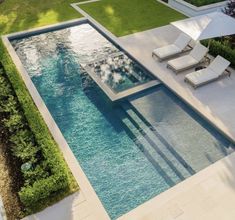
[12,23,153,94]
[84,52,153,93]
[11,23,233,219]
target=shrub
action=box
[203,39,235,67]
[22,161,50,186]
[10,129,39,163]
[3,112,24,132]
[184,0,223,7]
[0,39,78,215]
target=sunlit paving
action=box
[0,0,235,220]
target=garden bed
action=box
[203,38,235,67]
[184,0,223,7]
[0,40,78,218]
[0,140,23,220]
[168,0,227,17]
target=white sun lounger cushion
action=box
[185,68,217,85]
[185,55,231,86]
[208,55,231,75]
[153,45,181,59]
[174,33,191,50]
[190,43,209,62]
[167,55,198,71]
[167,43,208,71]
[153,33,191,59]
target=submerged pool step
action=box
[116,108,186,186]
[121,102,194,180]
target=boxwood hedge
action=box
[203,39,235,67]
[0,39,78,215]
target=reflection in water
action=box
[12,23,153,94]
[11,24,119,78]
[85,53,153,93]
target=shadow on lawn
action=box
[0,0,81,35]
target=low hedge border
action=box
[0,39,78,215]
[203,39,235,68]
[184,0,224,7]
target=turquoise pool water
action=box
[11,23,233,219]
[84,52,153,93]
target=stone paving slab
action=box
[118,152,235,220]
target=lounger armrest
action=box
[182,44,193,52]
[188,44,193,49]
[225,69,231,77]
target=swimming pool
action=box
[11,22,233,219]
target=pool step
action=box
[121,102,195,180]
[128,103,196,175]
[116,108,186,186]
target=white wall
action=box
[168,0,227,16]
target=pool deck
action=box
[118,151,235,220]
[118,25,235,144]
[117,25,235,220]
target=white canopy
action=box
[171,12,235,41]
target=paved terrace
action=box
[117,25,235,220]
[119,25,235,143]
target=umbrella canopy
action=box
[171,12,235,41]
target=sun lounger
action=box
[167,43,209,73]
[152,33,192,61]
[184,55,231,88]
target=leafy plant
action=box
[203,39,235,67]
[3,113,24,133]
[10,129,39,163]
[183,0,223,7]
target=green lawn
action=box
[80,0,186,36]
[0,0,82,35]
[0,0,186,36]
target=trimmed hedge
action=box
[203,39,235,67]
[184,0,223,7]
[0,39,78,215]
